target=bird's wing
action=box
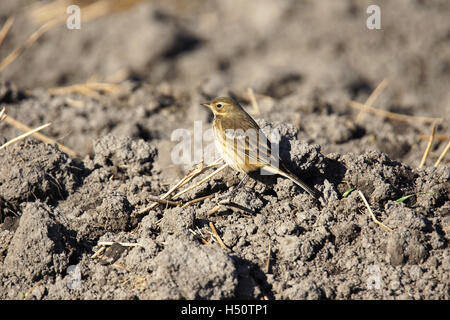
[222,127,279,167]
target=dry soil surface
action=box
[0,0,449,299]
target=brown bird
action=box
[202,97,319,199]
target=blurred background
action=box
[0,0,449,172]
[1,1,449,301]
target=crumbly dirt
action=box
[0,0,449,300]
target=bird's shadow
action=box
[250,135,347,197]
[246,135,317,191]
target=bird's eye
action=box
[216,104,223,109]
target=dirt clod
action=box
[0,0,448,300]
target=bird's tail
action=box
[263,164,320,199]
[278,169,320,199]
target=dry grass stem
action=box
[146,195,181,207]
[97,241,143,247]
[434,141,450,168]
[0,122,51,151]
[217,200,255,216]
[24,281,42,300]
[27,0,72,24]
[209,222,229,250]
[91,246,106,259]
[189,228,209,244]
[48,82,123,99]
[3,115,77,157]
[181,193,215,208]
[138,178,189,214]
[247,87,260,115]
[418,124,436,168]
[207,205,222,216]
[365,79,390,107]
[171,163,228,199]
[356,78,389,123]
[358,191,393,232]
[138,158,224,214]
[79,0,145,22]
[0,107,6,121]
[2,0,145,73]
[349,101,443,124]
[29,0,145,25]
[419,135,449,141]
[0,17,64,73]
[0,16,14,46]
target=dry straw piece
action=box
[209,222,229,250]
[0,122,51,151]
[0,17,64,73]
[2,113,77,157]
[349,101,443,124]
[419,135,449,142]
[418,124,436,168]
[146,195,181,207]
[434,141,450,168]
[138,158,226,214]
[48,82,123,100]
[350,78,443,124]
[358,191,393,232]
[171,163,228,200]
[247,87,260,115]
[0,0,145,73]
[96,241,143,247]
[0,107,6,121]
[355,78,389,123]
[181,193,215,208]
[207,205,221,216]
[0,16,14,46]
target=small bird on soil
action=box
[202,97,319,199]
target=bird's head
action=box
[201,97,241,116]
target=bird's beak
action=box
[201,102,211,109]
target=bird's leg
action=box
[221,173,250,203]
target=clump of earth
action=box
[0,0,448,299]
